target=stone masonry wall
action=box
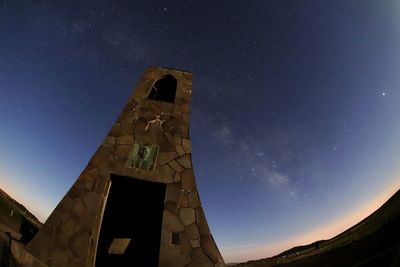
[26,67,225,267]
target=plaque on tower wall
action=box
[126,143,158,170]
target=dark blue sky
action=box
[1,0,400,262]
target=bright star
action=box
[382,92,387,96]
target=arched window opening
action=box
[148,75,177,103]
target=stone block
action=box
[179,208,195,225]
[109,123,121,136]
[182,139,191,153]
[173,134,182,145]
[154,164,174,183]
[187,250,214,267]
[103,136,115,147]
[69,229,91,261]
[181,169,196,191]
[177,155,192,168]
[72,199,85,218]
[116,135,134,145]
[188,191,200,208]
[175,145,186,156]
[49,248,69,267]
[177,192,189,208]
[114,145,131,162]
[120,122,134,134]
[158,151,178,165]
[165,200,179,215]
[175,172,182,183]
[196,208,210,235]
[90,146,110,166]
[163,211,184,232]
[134,117,148,131]
[200,234,220,263]
[179,231,191,254]
[135,129,157,144]
[190,239,200,248]
[186,223,200,240]
[158,134,174,151]
[159,245,191,267]
[169,160,184,173]
[166,183,180,202]
[61,216,80,237]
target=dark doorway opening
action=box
[95,175,166,267]
[148,74,177,103]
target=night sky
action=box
[1,0,400,263]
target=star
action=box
[382,92,387,96]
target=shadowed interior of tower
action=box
[148,74,177,103]
[95,175,166,267]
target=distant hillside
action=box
[0,188,42,227]
[235,189,400,266]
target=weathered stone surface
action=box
[90,146,109,166]
[72,200,85,218]
[116,135,134,145]
[135,129,157,144]
[180,208,195,225]
[103,136,115,147]
[173,134,182,145]
[181,169,196,191]
[69,229,91,261]
[190,247,203,259]
[175,145,186,156]
[181,103,190,114]
[83,191,100,213]
[179,231,191,254]
[175,172,181,183]
[164,210,184,232]
[188,191,200,208]
[183,114,190,124]
[165,200,179,215]
[68,258,85,267]
[159,246,191,267]
[158,134,174,150]
[55,227,69,248]
[83,177,95,191]
[68,185,83,199]
[158,151,178,165]
[45,211,61,229]
[169,159,184,172]
[190,239,200,248]
[49,248,69,267]
[134,117,148,131]
[177,192,189,208]
[186,223,200,240]
[196,208,210,234]
[120,122,134,134]
[154,164,174,183]
[182,139,191,153]
[114,145,131,162]
[200,234,220,263]
[187,251,214,267]
[180,124,189,138]
[109,123,121,136]
[81,193,100,230]
[177,155,192,168]
[166,183,180,202]
[61,216,80,237]
[26,225,53,261]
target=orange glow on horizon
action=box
[222,178,400,263]
[0,174,48,222]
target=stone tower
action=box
[26,67,225,267]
